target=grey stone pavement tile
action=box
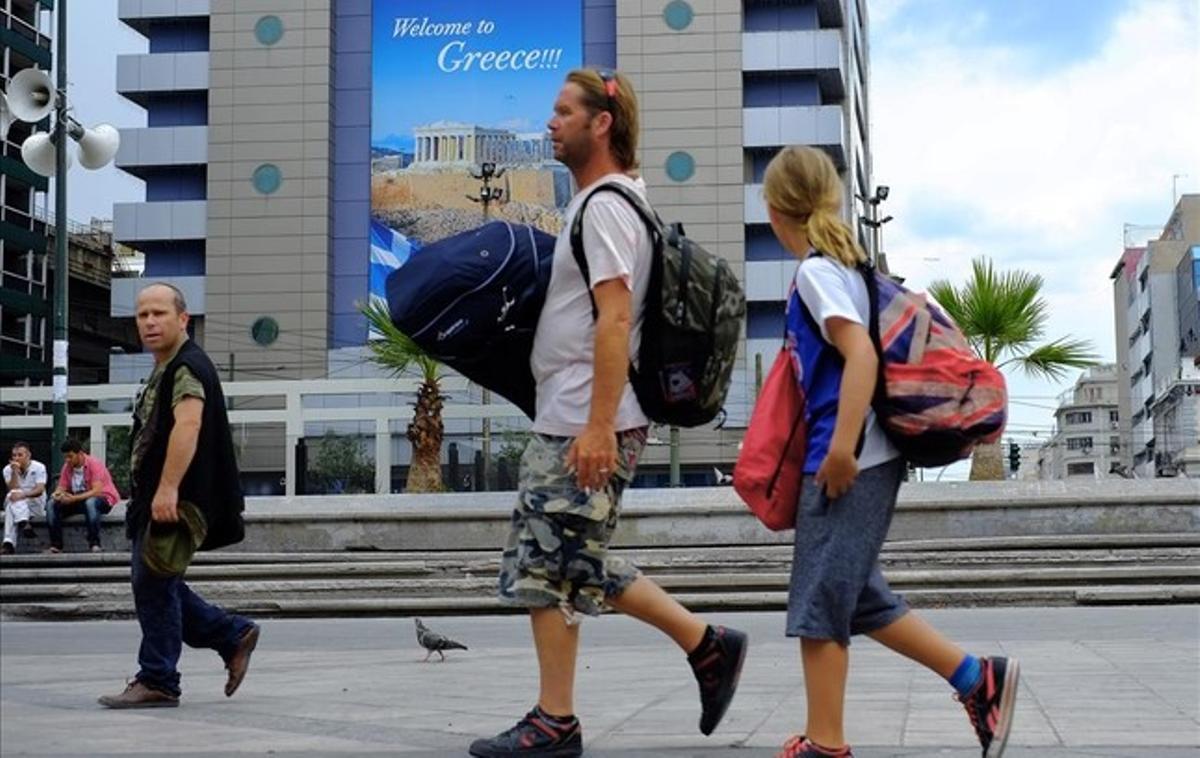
[1,607,1197,756]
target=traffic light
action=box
[1008,441,1021,472]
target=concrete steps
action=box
[2,533,1197,620]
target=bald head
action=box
[136,283,190,361]
[137,282,188,314]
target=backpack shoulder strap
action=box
[569,182,663,319]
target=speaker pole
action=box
[51,0,68,476]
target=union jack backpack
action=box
[803,255,1007,467]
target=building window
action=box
[254,15,284,46]
[1064,411,1092,425]
[1109,410,1119,423]
[252,164,282,194]
[1066,437,1094,451]
[251,316,279,346]
[663,1,694,30]
[665,151,695,182]
[1066,462,1095,476]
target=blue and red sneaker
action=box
[776,735,853,757]
[958,656,1020,758]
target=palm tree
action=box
[928,258,1099,480]
[361,300,445,492]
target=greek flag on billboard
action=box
[368,219,419,339]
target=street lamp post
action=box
[857,185,892,273]
[467,161,506,220]
[467,161,506,488]
[51,0,68,476]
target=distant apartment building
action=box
[1037,364,1121,480]
[1110,194,1200,477]
[2,1,138,412]
[1,0,52,391]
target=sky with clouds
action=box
[57,0,1200,475]
[868,0,1200,457]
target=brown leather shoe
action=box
[224,624,260,697]
[98,680,179,709]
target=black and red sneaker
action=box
[689,625,748,735]
[468,706,582,757]
[776,735,853,758]
[958,656,1020,758]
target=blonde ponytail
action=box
[763,146,866,268]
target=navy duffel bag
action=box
[385,221,555,418]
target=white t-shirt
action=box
[794,255,900,470]
[530,173,652,436]
[71,466,86,494]
[3,460,48,506]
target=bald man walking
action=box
[99,283,259,709]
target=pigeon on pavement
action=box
[414,618,468,662]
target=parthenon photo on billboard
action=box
[369,0,582,306]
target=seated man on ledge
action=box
[47,438,120,554]
[2,441,47,554]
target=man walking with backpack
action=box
[468,69,747,757]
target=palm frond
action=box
[929,257,1073,367]
[999,337,1100,381]
[360,300,441,383]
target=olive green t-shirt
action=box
[130,340,206,478]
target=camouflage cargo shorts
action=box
[498,427,648,618]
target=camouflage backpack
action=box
[571,182,746,428]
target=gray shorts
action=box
[786,457,909,643]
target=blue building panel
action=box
[334,90,371,127]
[333,163,370,202]
[743,1,818,32]
[334,126,371,164]
[147,19,210,53]
[743,72,821,108]
[746,301,786,339]
[584,0,617,68]
[144,168,207,201]
[141,241,206,276]
[745,223,793,261]
[146,93,209,127]
[329,4,373,348]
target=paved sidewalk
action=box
[1,607,1197,756]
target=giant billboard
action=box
[369,1,583,313]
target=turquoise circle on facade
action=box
[254,15,284,45]
[665,151,695,182]
[663,1,694,30]
[252,164,282,194]
[251,316,279,346]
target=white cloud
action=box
[871,0,1200,463]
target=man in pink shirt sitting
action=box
[47,438,120,553]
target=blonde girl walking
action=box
[762,145,1019,758]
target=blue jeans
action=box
[47,496,112,549]
[129,532,254,696]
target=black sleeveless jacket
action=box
[126,339,245,550]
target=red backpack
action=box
[733,347,806,531]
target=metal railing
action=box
[0,377,526,496]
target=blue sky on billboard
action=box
[371,0,582,153]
